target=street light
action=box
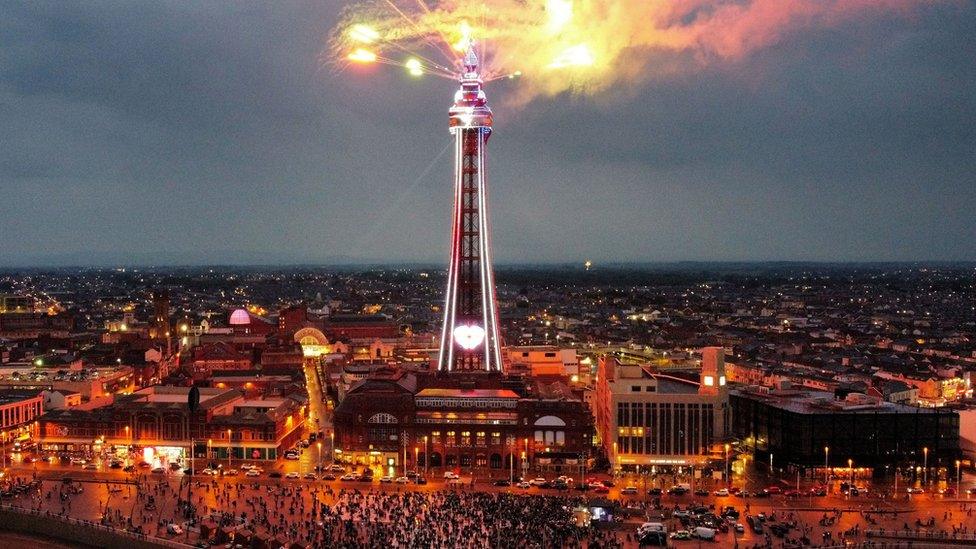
[824,447,829,484]
[612,441,617,475]
[724,444,731,485]
[923,447,929,485]
[956,460,962,495]
[848,458,854,487]
[423,436,428,476]
[227,429,233,468]
[317,441,322,471]
[208,439,213,464]
[330,432,335,465]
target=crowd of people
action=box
[2,471,976,548]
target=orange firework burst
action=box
[328,0,939,99]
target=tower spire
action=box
[437,55,502,373]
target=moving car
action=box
[528,477,547,486]
[621,486,639,495]
[444,471,460,480]
[714,488,729,497]
[245,469,261,477]
[304,472,317,480]
[285,472,300,479]
[379,475,394,483]
[493,479,511,487]
[394,476,410,484]
[340,473,357,481]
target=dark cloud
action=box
[0,1,973,265]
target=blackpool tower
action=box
[436,46,503,373]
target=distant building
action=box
[594,347,731,471]
[0,295,34,313]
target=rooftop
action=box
[415,388,520,399]
[732,388,947,415]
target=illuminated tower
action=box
[436,47,503,373]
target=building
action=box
[333,50,592,475]
[0,312,74,340]
[505,346,580,379]
[334,370,592,473]
[594,347,731,471]
[38,386,305,463]
[730,386,961,473]
[0,295,34,313]
[0,389,44,445]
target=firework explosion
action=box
[329,0,931,99]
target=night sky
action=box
[2,1,974,266]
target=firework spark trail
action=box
[330,0,941,99]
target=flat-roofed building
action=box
[595,347,730,471]
[730,386,960,473]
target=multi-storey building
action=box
[38,386,304,463]
[595,347,731,471]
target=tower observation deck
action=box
[437,47,503,373]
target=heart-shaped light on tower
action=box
[453,324,486,350]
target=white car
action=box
[70,457,87,465]
[714,488,729,497]
[621,486,639,495]
[379,475,394,483]
[517,481,531,489]
[201,468,217,476]
[245,469,261,477]
[529,477,547,486]
[394,476,410,484]
[328,464,345,472]
[283,452,300,461]
[340,473,357,481]
[443,471,459,480]
[285,472,300,479]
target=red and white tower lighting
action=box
[437,46,503,373]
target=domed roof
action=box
[229,308,251,325]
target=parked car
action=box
[340,473,357,481]
[285,472,300,479]
[304,472,318,480]
[151,467,166,474]
[528,477,547,486]
[621,486,639,495]
[395,476,410,484]
[493,479,511,487]
[444,471,460,480]
[379,476,394,483]
[714,488,729,497]
[245,469,261,477]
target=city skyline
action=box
[2,1,974,267]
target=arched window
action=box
[367,413,398,424]
[534,415,567,427]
